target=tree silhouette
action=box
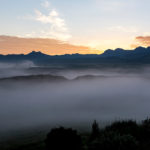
[45,127,82,150]
[88,132,138,150]
[89,120,100,142]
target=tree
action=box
[90,120,100,141]
[45,127,82,150]
[88,132,138,150]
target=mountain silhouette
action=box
[101,47,150,58]
[0,47,150,64]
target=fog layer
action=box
[0,62,150,134]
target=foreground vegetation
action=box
[1,118,150,150]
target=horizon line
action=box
[0,46,148,56]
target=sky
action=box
[0,0,150,55]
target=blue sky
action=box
[0,0,150,54]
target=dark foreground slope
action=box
[1,118,150,150]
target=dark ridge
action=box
[74,75,107,80]
[0,74,110,83]
[0,74,67,82]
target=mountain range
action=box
[0,46,150,64]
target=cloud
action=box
[0,35,99,55]
[35,9,68,31]
[136,36,150,46]
[25,1,71,41]
[131,36,150,48]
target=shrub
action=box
[45,127,82,150]
[88,131,138,150]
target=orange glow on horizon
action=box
[0,36,102,55]
[0,35,143,55]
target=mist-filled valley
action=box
[2,0,150,149]
[0,61,150,138]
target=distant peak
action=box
[29,51,42,54]
[28,51,46,55]
[105,49,113,52]
[135,46,146,51]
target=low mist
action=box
[0,62,150,135]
